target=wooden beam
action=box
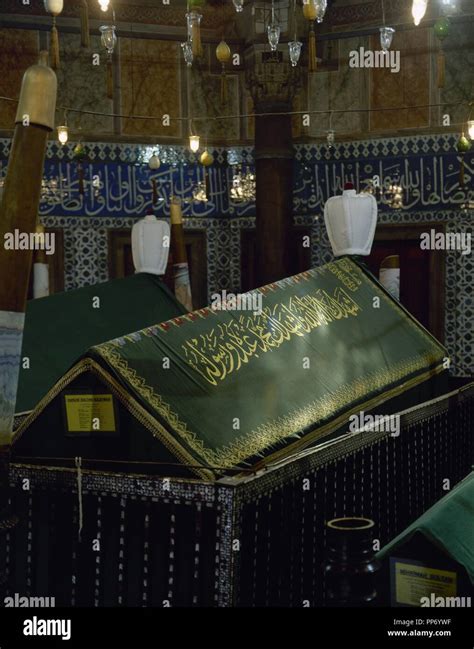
[0,53,56,593]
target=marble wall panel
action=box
[370,28,430,131]
[0,28,39,130]
[120,38,181,138]
[56,34,113,134]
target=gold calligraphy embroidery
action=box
[327,261,362,292]
[182,286,363,386]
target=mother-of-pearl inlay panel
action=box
[0,311,25,445]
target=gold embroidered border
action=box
[92,258,446,469]
[336,258,448,356]
[13,350,445,480]
[16,257,445,476]
[13,358,215,481]
[93,257,446,469]
[95,341,443,469]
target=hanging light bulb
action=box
[440,0,458,15]
[186,11,203,58]
[412,0,428,26]
[189,135,200,153]
[313,0,327,23]
[232,0,244,12]
[267,1,280,51]
[267,23,281,51]
[100,24,117,99]
[288,0,302,67]
[379,26,395,51]
[57,109,68,145]
[288,41,302,66]
[100,24,117,55]
[98,0,110,11]
[467,120,474,140]
[181,41,193,67]
[57,124,68,145]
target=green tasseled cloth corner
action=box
[377,472,474,584]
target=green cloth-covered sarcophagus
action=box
[377,471,474,606]
[14,272,186,419]
[5,258,473,606]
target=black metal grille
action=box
[2,388,473,607]
[234,397,473,605]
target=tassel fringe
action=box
[308,27,317,73]
[191,23,202,58]
[80,0,90,49]
[50,20,60,70]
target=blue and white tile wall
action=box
[1,135,472,376]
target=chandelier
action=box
[40,176,70,206]
[361,178,404,209]
[135,145,188,167]
[0,164,88,206]
[193,180,208,203]
[229,165,256,203]
[386,183,403,209]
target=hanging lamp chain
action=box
[293,0,297,41]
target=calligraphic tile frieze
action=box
[2,136,472,218]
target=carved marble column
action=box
[246,57,301,286]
